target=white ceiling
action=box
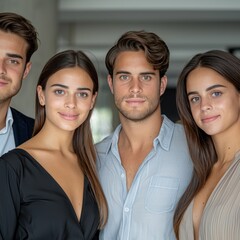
[58,0,240,86]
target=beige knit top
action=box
[179,152,240,240]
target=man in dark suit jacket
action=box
[11,108,34,147]
[0,13,38,156]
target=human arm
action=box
[92,229,99,240]
[0,155,21,239]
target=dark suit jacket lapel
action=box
[11,108,34,146]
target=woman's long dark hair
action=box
[174,50,240,238]
[33,50,108,228]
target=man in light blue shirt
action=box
[95,30,193,240]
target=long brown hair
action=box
[174,50,240,238]
[33,50,108,228]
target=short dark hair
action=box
[105,30,169,78]
[0,12,39,62]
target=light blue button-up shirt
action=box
[96,115,193,240]
[0,108,15,157]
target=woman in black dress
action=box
[0,50,108,239]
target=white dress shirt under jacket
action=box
[0,108,15,157]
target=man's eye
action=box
[77,92,89,98]
[141,75,151,81]
[9,59,20,65]
[119,75,129,80]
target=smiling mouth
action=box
[59,113,79,120]
[201,115,219,123]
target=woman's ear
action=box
[37,85,45,106]
[90,92,98,110]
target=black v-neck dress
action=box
[0,149,99,240]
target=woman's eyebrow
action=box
[50,84,91,91]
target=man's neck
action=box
[119,113,163,149]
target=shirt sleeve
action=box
[0,156,21,239]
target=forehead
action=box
[186,67,230,90]
[46,67,94,89]
[0,30,28,60]
[114,51,155,72]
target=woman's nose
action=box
[64,95,76,109]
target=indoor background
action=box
[1,0,240,142]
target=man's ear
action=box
[23,62,32,79]
[107,75,114,94]
[160,75,168,96]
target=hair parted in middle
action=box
[173,49,240,238]
[33,49,108,228]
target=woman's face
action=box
[37,67,97,133]
[186,67,240,137]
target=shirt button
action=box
[121,173,125,178]
[124,207,130,212]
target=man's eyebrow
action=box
[6,53,23,59]
[115,71,130,75]
[115,71,156,75]
[139,72,156,75]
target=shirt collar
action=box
[153,115,174,151]
[106,115,175,153]
[105,124,122,154]
[0,108,14,134]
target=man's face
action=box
[108,50,167,122]
[0,30,31,105]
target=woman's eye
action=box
[190,96,200,103]
[212,91,222,97]
[54,90,65,95]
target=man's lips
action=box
[125,97,146,104]
[0,79,9,86]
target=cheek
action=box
[190,105,200,122]
[113,83,127,94]
[76,97,94,109]
[12,81,22,92]
[82,101,94,111]
[11,75,23,88]
[45,96,63,109]
[11,66,25,81]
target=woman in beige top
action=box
[173,50,240,240]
